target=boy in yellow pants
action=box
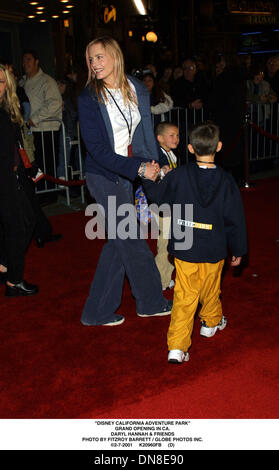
[143,122,247,363]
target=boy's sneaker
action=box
[163,280,175,291]
[168,349,190,364]
[200,316,227,338]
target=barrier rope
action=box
[219,126,245,159]
[43,174,86,186]
[250,121,279,143]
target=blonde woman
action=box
[78,37,172,326]
[0,64,38,296]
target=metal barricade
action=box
[32,105,276,205]
[68,121,85,204]
[247,102,279,162]
[32,118,85,206]
[153,104,278,167]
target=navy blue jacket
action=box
[144,162,247,263]
[78,75,159,182]
[157,145,169,167]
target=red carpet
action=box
[0,178,279,419]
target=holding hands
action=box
[138,161,173,181]
[138,160,160,181]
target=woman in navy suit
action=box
[78,37,172,326]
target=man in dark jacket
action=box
[171,58,209,110]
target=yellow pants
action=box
[167,258,225,352]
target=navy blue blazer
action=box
[78,74,159,182]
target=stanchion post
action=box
[244,111,251,188]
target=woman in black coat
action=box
[0,64,38,296]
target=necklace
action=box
[104,86,132,143]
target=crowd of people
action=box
[2,39,278,363]
[2,49,278,198]
[134,53,279,115]
[132,53,279,180]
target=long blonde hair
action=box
[0,64,24,127]
[85,36,137,106]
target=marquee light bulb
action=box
[133,0,146,15]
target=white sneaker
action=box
[163,280,175,291]
[200,316,227,338]
[168,349,190,364]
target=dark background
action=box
[1,0,279,80]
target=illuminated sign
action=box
[249,15,278,23]
[228,0,277,13]
[103,5,116,23]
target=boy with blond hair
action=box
[154,122,179,290]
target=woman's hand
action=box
[145,161,160,180]
[138,160,160,181]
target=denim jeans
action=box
[81,173,168,325]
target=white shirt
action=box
[104,82,141,156]
[160,147,177,168]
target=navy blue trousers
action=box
[81,173,168,325]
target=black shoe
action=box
[137,300,173,317]
[36,233,62,248]
[5,280,39,297]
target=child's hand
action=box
[161,165,171,175]
[231,256,242,266]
